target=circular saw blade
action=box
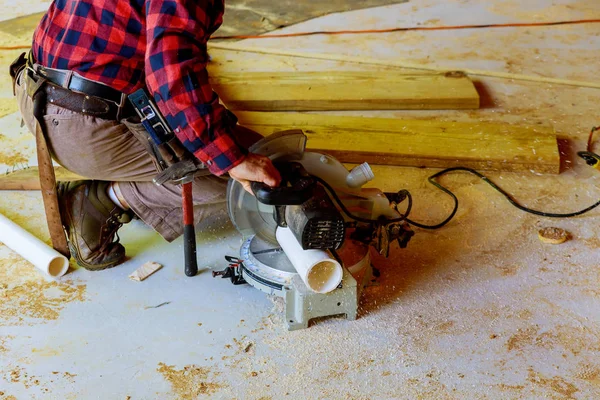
[227,179,279,244]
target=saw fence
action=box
[0,50,561,190]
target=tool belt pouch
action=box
[128,89,207,182]
[25,68,49,100]
[9,52,27,95]
[120,118,169,173]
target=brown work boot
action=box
[57,181,132,271]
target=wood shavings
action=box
[156,362,225,399]
[129,262,163,282]
[538,227,569,244]
[0,336,13,353]
[0,279,86,325]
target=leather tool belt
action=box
[22,53,135,121]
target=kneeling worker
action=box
[11,0,281,270]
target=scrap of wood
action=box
[236,111,560,174]
[0,167,83,190]
[129,262,163,282]
[208,71,480,111]
[209,43,600,90]
[538,227,569,244]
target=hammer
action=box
[180,175,198,277]
[154,159,203,277]
[129,89,204,277]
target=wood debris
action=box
[129,262,163,282]
[538,227,569,244]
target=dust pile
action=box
[157,363,225,399]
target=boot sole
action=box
[57,182,123,272]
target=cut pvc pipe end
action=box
[276,227,343,293]
[48,255,70,278]
[0,212,70,278]
[306,260,343,294]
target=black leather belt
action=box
[27,61,135,120]
[35,65,124,105]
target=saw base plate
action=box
[239,235,371,330]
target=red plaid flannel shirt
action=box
[32,0,246,175]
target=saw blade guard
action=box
[227,130,307,244]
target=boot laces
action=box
[98,212,125,254]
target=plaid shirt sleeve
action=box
[145,0,246,175]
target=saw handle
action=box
[251,162,317,205]
[251,176,316,206]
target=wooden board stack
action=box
[0,57,562,191]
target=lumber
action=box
[0,114,559,191]
[208,71,480,111]
[209,43,600,90]
[235,112,559,174]
[0,167,82,190]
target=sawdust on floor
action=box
[0,278,86,325]
[2,367,77,396]
[0,336,13,354]
[0,195,86,325]
[156,362,225,399]
[527,366,579,399]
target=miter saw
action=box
[213,130,414,330]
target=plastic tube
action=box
[346,162,375,188]
[276,227,343,293]
[0,212,69,278]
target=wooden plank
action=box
[0,167,82,190]
[235,112,559,174]
[209,42,600,90]
[208,71,480,111]
[0,113,559,191]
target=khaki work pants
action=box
[15,70,236,242]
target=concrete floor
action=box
[1,0,600,399]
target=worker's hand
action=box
[228,153,282,194]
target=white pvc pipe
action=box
[276,227,343,294]
[0,212,69,278]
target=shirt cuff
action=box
[193,133,247,175]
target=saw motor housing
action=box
[251,162,345,251]
[284,185,345,250]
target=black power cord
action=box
[313,127,600,230]
[313,176,413,224]
[425,167,600,223]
